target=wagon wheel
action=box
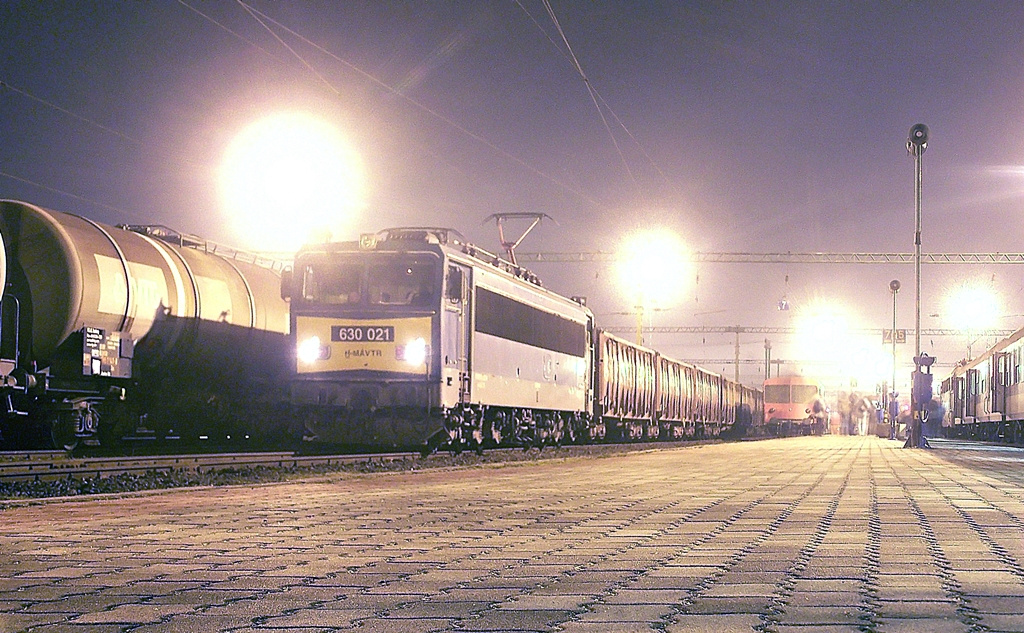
[50,410,81,452]
[563,416,577,446]
[484,416,503,447]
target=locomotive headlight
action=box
[298,336,329,364]
[398,337,428,366]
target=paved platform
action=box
[2,436,1024,632]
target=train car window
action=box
[368,256,439,306]
[474,287,586,357]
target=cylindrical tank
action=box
[0,200,287,363]
[0,200,292,445]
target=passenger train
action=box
[283,227,764,452]
[940,328,1024,444]
[0,199,764,452]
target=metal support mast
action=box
[907,123,929,447]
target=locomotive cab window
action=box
[764,385,789,403]
[368,255,439,306]
[301,261,361,304]
[297,253,441,308]
[446,266,464,304]
[791,385,819,403]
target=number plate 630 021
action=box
[331,325,395,342]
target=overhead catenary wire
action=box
[538,0,639,198]
[234,0,340,96]
[0,81,162,220]
[0,170,138,217]
[0,80,143,147]
[175,0,281,61]
[0,78,207,222]
[515,0,678,200]
[223,0,608,211]
[4,3,610,216]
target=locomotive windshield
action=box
[764,383,819,404]
[764,384,789,403]
[301,261,362,304]
[792,384,819,403]
[299,252,440,307]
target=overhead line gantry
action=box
[601,326,1016,337]
[517,252,1024,264]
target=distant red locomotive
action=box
[763,375,827,435]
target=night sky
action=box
[3,1,1024,394]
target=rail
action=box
[0,450,417,484]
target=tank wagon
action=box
[282,227,762,452]
[0,200,292,449]
[940,327,1024,444]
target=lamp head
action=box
[908,124,928,152]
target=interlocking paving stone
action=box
[0,613,70,631]
[875,616,967,633]
[774,604,869,625]
[557,623,657,633]
[977,613,1024,631]
[687,595,773,614]
[3,436,1024,632]
[462,608,576,630]
[130,614,257,633]
[573,603,673,622]
[665,613,764,632]
[70,603,195,624]
[260,607,376,628]
[770,622,868,626]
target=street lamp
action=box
[889,279,900,439]
[945,282,1000,360]
[616,229,690,346]
[907,123,928,447]
[220,112,365,252]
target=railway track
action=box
[0,439,740,500]
[0,450,418,485]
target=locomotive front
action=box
[286,232,445,448]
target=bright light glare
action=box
[297,336,323,364]
[220,112,365,252]
[403,338,427,366]
[616,229,690,308]
[849,345,894,387]
[945,283,1000,331]
[794,302,853,361]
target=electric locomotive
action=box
[283,226,765,453]
[282,228,594,451]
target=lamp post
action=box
[907,123,928,447]
[889,279,900,439]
